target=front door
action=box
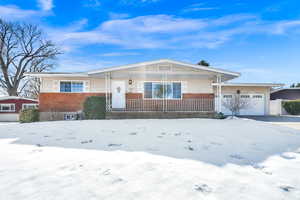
[112,81,126,109]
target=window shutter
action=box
[144,82,152,98]
[53,80,59,92]
[182,81,187,93]
[84,81,90,92]
[173,82,181,99]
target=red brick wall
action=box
[126,93,143,99]
[39,93,105,112]
[0,99,38,113]
[183,93,214,99]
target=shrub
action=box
[83,96,106,119]
[214,112,226,119]
[19,108,39,123]
[282,100,300,115]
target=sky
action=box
[0,0,300,85]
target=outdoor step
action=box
[106,112,215,119]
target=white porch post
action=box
[215,75,222,113]
[105,72,111,112]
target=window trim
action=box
[0,104,16,112]
[59,80,85,93]
[22,103,38,110]
[143,81,182,100]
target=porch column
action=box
[105,72,111,112]
[216,75,222,113]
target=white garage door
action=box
[0,114,19,122]
[221,94,265,116]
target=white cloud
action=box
[182,3,219,13]
[45,14,300,51]
[37,0,53,11]
[0,5,44,20]
[100,52,140,56]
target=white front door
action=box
[112,81,126,109]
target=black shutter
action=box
[144,82,152,98]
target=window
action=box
[144,82,181,99]
[253,95,263,99]
[0,104,15,112]
[241,95,250,98]
[22,104,38,110]
[64,113,76,120]
[223,95,233,98]
[60,81,83,92]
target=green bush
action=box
[19,108,39,123]
[283,100,300,115]
[83,96,106,119]
[214,112,226,119]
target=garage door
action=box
[0,113,19,122]
[221,94,265,116]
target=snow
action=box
[0,118,300,200]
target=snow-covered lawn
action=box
[0,118,300,200]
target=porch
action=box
[114,97,215,112]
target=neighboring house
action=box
[0,96,38,121]
[271,88,300,100]
[26,59,283,120]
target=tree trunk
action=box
[7,87,18,96]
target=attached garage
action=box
[213,83,283,116]
[221,93,265,115]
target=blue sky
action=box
[1,0,300,85]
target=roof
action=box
[271,87,300,94]
[0,96,38,102]
[25,59,240,78]
[212,82,284,87]
[87,59,241,77]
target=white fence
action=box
[119,98,215,112]
[269,99,289,115]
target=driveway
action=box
[244,115,300,130]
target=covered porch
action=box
[87,59,238,113]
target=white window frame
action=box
[59,80,85,93]
[22,103,38,110]
[143,81,182,100]
[0,104,16,112]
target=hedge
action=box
[83,96,106,119]
[282,100,300,115]
[19,108,39,123]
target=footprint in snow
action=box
[31,149,43,153]
[129,132,137,135]
[280,185,295,192]
[161,132,166,135]
[194,184,212,193]
[108,143,122,147]
[186,146,194,151]
[81,140,93,144]
[230,154,244,160]
[102,169,111,175]
[174,132,181,136]
[112,178,124,184]
[187,139,192,143]
[281,154,296,160]
[44,135,50,138]
[157,135,163,138]
[210,142,222,146]
[36,144,43,147]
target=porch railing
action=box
[121,98,214,112]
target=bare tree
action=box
[0,19,60,96]
[222,94,250,117]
